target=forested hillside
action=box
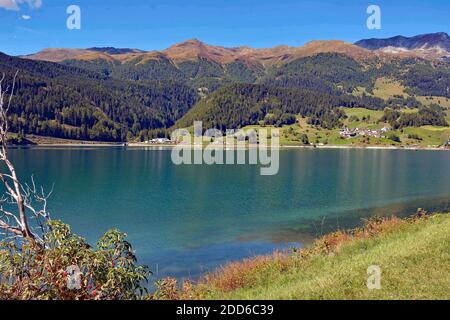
[176,83,385,130]
[0,53,198,141]
[60,52,450,99]
[62,56,265,92]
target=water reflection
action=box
[6,148,450,279]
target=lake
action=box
[8,147,450,281]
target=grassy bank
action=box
[156,213,450,300]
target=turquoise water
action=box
[8,147,450,280]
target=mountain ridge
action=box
[23,39,371,65]
[2,31,449,143]
[22,32,450,67]
[355,32,450,53]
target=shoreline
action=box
[13,142,450,151]
[178,213,450,300]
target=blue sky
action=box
[0,0,449,55]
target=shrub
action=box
[0,221,150,300]
[300,134,310,145]
[387,133,401,143]
[407,133,422,140]
[349,115,359,122]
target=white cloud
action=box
[21,0,42,9]
[0,0,19,11]
[0,0,42,11]
[21,14,31,19]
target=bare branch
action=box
[0,220,22,236]
[7,71,19,114]
[0,71,51,244]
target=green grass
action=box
[416,96,450,109]
[342,107,384,120]
[372,77,409,99]
[401,127,450,147]
[341,107,384,130]
[200,214,450,300]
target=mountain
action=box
[22,37,449,93]
[23,39,373,65]
[87,47,145,55]
[355,32,450,53]
[24,35,450,68]
[0,52,198,142]
[21,48,93,62]
[160,39,373,65]
[21,40,379,91]
[161,39,250,64]
[6,33,450,142]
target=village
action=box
[144,137,174,144]
[339,126,390,139]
